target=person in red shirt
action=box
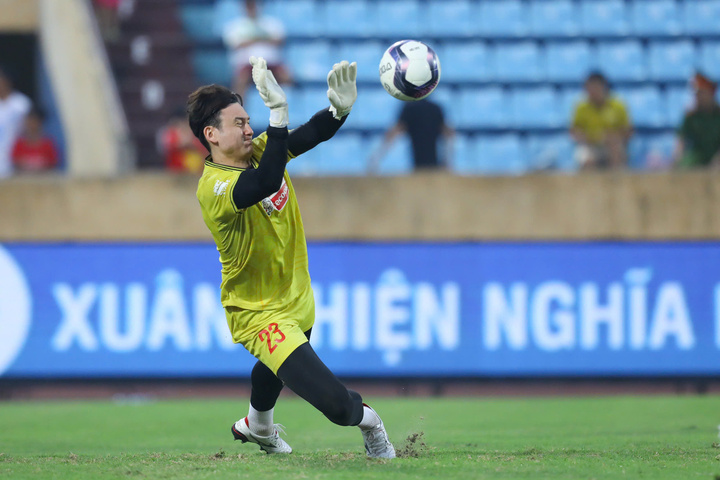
[12,107,59,173]
[158,108,207,174]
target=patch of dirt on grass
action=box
[396,431,427,458]
[210,449,226,460]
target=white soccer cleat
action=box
[361,421,396,459]
[231,417,292,454]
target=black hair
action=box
[585,71,609,87]
[187,84,243,151]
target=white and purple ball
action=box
[379,40,441,102]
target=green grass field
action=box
[1,395,718,479]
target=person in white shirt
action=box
[222,0,292,96]
[0,68,31,178]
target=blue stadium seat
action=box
[457,88,510,128]
[285,41,333,82]
[373,0,423,37]
[529,0,580,37]
[311,134,367,176]
[479,0,527,38]
[631,0,682,36]
[641,133,677,170]
[436,42,494,82]
[286,150,321,177]
[338,42,385,82]
[475,134,528,175]
[597,40,646,81]
[617,86,666,127]
[700,42,720,78]
[428,0,475,36]
[648,41,696,82]
[368,134,414,175]
[628,133,646,170]
[296,87,327,122]
[510,87,563,128]
[545,41,593,82]
[580,0,629,36]
[245,91,268,132]
[683,0,720,35]
[346,88,399,129]
[179,5,218,42]
[264,0,319,36]
[324,1,371,37]
[560,88,585,123]
[665,86,693,125]
[193,49,232,85]
[628,135,646,169]
[626,134,677,170]
[495,42,543,82]
[451,134,476,174]
[526,134,576,171]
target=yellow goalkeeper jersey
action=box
[196,132,310,311]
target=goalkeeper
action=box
[189,57,395,459]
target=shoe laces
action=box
[364,426,390,453]
[273,424,287,437]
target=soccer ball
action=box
[379,40,441,101]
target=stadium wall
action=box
[1,172,719,241]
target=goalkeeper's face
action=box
[210,103,254,161]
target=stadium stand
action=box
[545,41,592,82]
[167,0,720,175]
[529,0,580,37]
[631,0,681,36]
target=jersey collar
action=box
[204,155,252,171]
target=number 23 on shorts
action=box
[258,322,286,354]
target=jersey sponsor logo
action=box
[0,246,32,375]
[213,179,230,196]
[261,179,290,216]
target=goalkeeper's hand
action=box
[327,61,357,120]
[250,56,288,128]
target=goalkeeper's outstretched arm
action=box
[288,109,347,156]
[288,61,357,157]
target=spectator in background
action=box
[0,67,31,178]
[158,107,207,174]
[12,107,59,173]
[221,0,291,96]
[570,72,632,170]
[674,73,720,169]
[369,98,454,172]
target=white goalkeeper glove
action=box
[327,60,357,120]
[250,56,288,128]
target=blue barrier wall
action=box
[0,242,718,378]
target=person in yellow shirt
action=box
[189,57,395,458]
[571,72,633,169]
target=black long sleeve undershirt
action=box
[231,126,288,210]
[231,109,348,209]
[288,108,348,157]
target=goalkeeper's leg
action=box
[276,341,396,458]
